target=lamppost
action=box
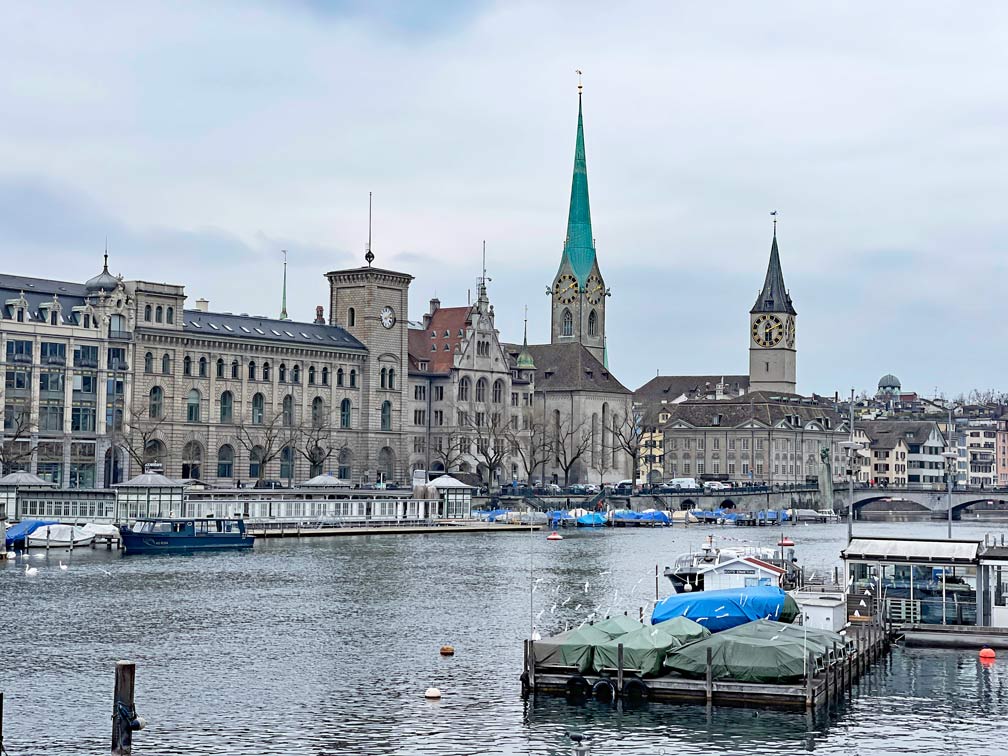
[841,440,862,542]
[943,450,958,539]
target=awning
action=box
[841,537,979,564]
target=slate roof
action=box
[407,305,473,373]
[502,342,630,394]
[751,231,796,315]
[661,391,843,430]
[180,310,365,350]
[635,375,749,403]
[856,420,943,448]
[0,272,93,324]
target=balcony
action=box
[10,353,32,364]
[44,354,67,366]
[108,330,133,342]
[75,358,99,369]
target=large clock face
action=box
[585,275,605,305]
[784,316,795,348]
[752,314,784,347]
[380,306,396,329]
[554,273,578,304]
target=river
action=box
[3,520,1008,755]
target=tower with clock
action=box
[749,221,797,393]
[549,81,608,365]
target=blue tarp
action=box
[576,513,607,528]
[547,510,576,527]
[610,511,640,522]
[756,510,790,522]
[4,520,58,547]
[651,586,798,633]
[638,511,670,524]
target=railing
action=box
[75,358,99,368]
[10,353,32,364]
[43,355,66,366]
[108,331,133,341]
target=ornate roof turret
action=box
[560,80,596,285]
[85,251,118,293]
[517,309,535,370]
[750,221,796,316]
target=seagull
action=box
[59,561,68,571]
[100,568,112,577]
[574,604,582,612]
[584,581,590,593]
[536,609,545,621]
[531,630,541,641]
[550,602,557,614]
[24,564,38,577]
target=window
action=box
[186,389,201,423]
[149,386,164,418]
[347,307,356,327]
[279,363,287,383]
[249,446,264,479]
[414,385,426,401]
[308,366,316,385]
[282,394,294,426]
[561,309,573,337]
[181,441,202,479]
[166,306,174,324]
[493,380,503,404]
[588,309,597,337]
[335,368,343,386]
[349,369,357,388]
[216,358,224,378]
[248,361,257,381]
[217,445,234,478]
[458,377,470,401]
[340,398,352,428]
[262,362,271,381]
[220,391,233,423]
[381,400,392,431]
[388,368,395,389]
[280,446,294,480]
[155,305,163,323]
[251,393,264,424]
[144,304,152,321]
[161,353,171,374]
[475,378,486,402]
[433,410,444,426]
[434,386,444,401]
[511,392,518,407]
[292,365,300,384]
[311,397,325,428]
[144,352,153,373]
[183,356,192,376]
[231,360,239,379]
[380,367,388,388]
[198,357,207,378]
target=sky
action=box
[1,1,1006,397]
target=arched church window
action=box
[561,309,573,338]
[588,309,597,337]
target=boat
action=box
[26,523,95,548]
[546,531,564,541]
[778,537,795,547]
[120,518,254,554]
[575,512,607,528]
[651,586,800,633]
[663,534,801,593]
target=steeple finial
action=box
[771,209,777,237]
[576,68,583,95]
[365,192,374,266]
[103,236,109,272]
[517,304,536,370]
[280,249,289,320]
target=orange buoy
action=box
[778,538,795,547]
[546,531,564,541]
[440,645,455,656]
[980,647,996,660]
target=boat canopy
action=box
[594,624,682,676]
[576,513,606,528]
[532,624,611,673]
[592,615,645,637]
[664,619,846,683]
[651,586,799,633]
[4,519,58,547]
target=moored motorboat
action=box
[120,517,254,554]
[663,534,801,593]
[26,524,94,548]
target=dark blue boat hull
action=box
[121,532,254,554]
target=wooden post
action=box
[655,564,659,601]
[111,660,136,756]
[824,651,830,707]
[528,640,536,694]
[1,689,4,754]
[617,643,625,698]
[705,647,713,703]
[805,651,814,709]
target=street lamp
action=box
[841,440,862,542]
[942,450,958,539]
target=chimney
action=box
[195,298,209,312]
[315,305,325,324]
[429,297,440,315]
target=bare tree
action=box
[235,408,298,482]
[429,431,469,474]
[507,406,553,485]
[116,396,170,473]
[554,412,591,487]
[465,409,512,488]
[0,400,35,473]
[294,419,337,478]
[612,401,648,487]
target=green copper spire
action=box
[561,83,596,285]
[517,306,535,370]
[280,250,289,320]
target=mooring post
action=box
[805,651,814,709]
[528,640,536,694]
[824,651,830,707]
[655,564,659,601]
[617,643,625,698]
[111,660,142,756]
[705,647,713,703]
[1,689,5,754]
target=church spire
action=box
[561,74,596,285]
[750,214,796,315]
[280,250,289,320]
[517,305,535,370]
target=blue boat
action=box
[575,512,607,528]
[120,518,254,554]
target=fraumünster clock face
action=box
[380,306,396,329]
[554,273,578,304]
[585,275,604,305]
[752,313,784,347]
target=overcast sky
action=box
[2,2,1006,396]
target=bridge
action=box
[491,485,823,513]
[833,485,1008,518]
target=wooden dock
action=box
[249,520,542,538]
[522,620,892,710]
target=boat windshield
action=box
[129,521,174,533]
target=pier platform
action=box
[248,520,541,538]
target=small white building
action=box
[426,475,474,519]
[792,591,848,632]
[696,555,786,592]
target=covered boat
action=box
[651,586,799,633]
[575,512,607,528]
[594,618,710,676]
[4,520,58,548]
[592,614,645,638]
[532,624,611,673]
[26,524,94,548]
[663,619,846,683]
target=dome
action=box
[878,374,901,391]
[85,253,119,293]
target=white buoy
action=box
[424,687,442,700]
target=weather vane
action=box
[365,191,375,266]
[576,68,583,94]
[771,209,778,233]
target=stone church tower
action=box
[748,222,797,393]
[550,84,608,365]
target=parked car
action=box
[254,479,285,489]
[545,483,562,494]
[703,480,730,491]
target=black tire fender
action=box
[591,678,617,703]
[622,676,650,703]
[565,674,591,699]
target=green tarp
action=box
[592,615,645,638]
[594,625,678,676]
[664,619,846,683]
[532,624,611,673]
[656,616,712,646]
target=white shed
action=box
[699,555,786,592]
[793,591,848,632]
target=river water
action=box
[3,520,1008,755]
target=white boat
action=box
[663,534,801,593]
[78,522,121,540]
[26,524,95,548]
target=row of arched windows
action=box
[379,367,396,389]
[559,308,599,338]
[143,352,353,388]
[149,386,354,429]
[457,377,506,403]
[165,441,321,480]
[142,304,175,324]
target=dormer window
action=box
[431,331,436,339]
[419,361,428,371]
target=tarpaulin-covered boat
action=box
[593,617,710,676]
[650,586,799,633]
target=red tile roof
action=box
[408,306,473,373]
